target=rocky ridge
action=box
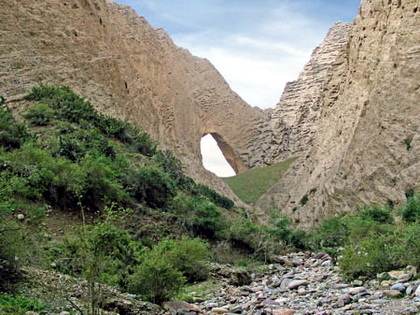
[256,0,420,226]
[247,22,352,168]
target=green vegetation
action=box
[0,85,238,309]
[305,196,420,280]
[223,157,297,204]
[2,85,419,309]
[0,294,46,315]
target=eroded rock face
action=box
[247,23,352,168]
[256,0,420,227]
[1,0,418,225]
[0,0,266,201]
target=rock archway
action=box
[202,132,247,175]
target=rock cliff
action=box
[1,0,418,226]
[255,0,420,227]
[0,0,267,201]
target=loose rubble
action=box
[165,252,420,315]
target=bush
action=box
[155,150,185,185]
[152,237,210,282]
[0,294,45,314]
[194,183,234,210]
[0,106,33,150]
[358,205,394,224]
[50,222,140,290]
[339,234,400,280]
[173,196,224,238]
[0,202,25,292]
[128,167,175,209]
[24,103,55,126]
[401,193,420,223]
[306,217,348,259]
[128,253,185,304]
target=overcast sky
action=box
[115,0,360,176]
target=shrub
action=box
[128,253,185,304]
[300,194,309,206]
[339,234,400,280]
[0,106,33,150]
[25,85,96,123]
[155,150,185,185]
[174,196,224,238]
[49,222,140,290]
[358,205,394,224]
[194,183,234,210]
[128,167,175,209]
[0,294,45,314]
[306,217,348,259]
[0,202,25,292]
[152,237,210,282]
[24,103,55,126]
[401,193,420,223]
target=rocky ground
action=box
[167,252,420,315]
[18,252,420,314]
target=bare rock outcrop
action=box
[256,0,420,227]
[0,0,266,200]
[246,23,352,168]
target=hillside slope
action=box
[0,0,266,202]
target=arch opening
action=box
[200,134,236,177]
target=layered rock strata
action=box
[0,0,267,201]
[246,23,352,168]
[256,0,420,226]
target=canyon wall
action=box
[256,0,420,227]
[1,0,419,225]
[0,0,267,201]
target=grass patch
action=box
[223,157,297,204]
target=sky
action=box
[115,0,360,109]
[115,0,360,177]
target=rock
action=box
[272,308,296,315]
[100,298,137,315]
[59,312,71,315]
[348,287,367,295]
[338,293,351,306]
[388,270,406,280]
[210,307,228,314]
[163,301,202,314]
[415,284,420,297]
[287,280,309,290]
[17,214,25,220]
[391,283,406,293]
[227,270,252,286]
[25,312,39,315]
[382,290,403,298]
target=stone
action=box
[415,284,420,297]
[17,214,25,220]
[348,287,367,295]
[388,270,406,280]
[163,301,202,314]
[382,290,403,298]
[210,307,228,314]
[288,280,309,290]
[391,283,406,293]
[272,308,296,315]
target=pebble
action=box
[391,283,406,292]
[195,253,420,315]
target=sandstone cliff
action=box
[0,0,267,201]
[256,0,420,227]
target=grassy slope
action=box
[223,157,298,204]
